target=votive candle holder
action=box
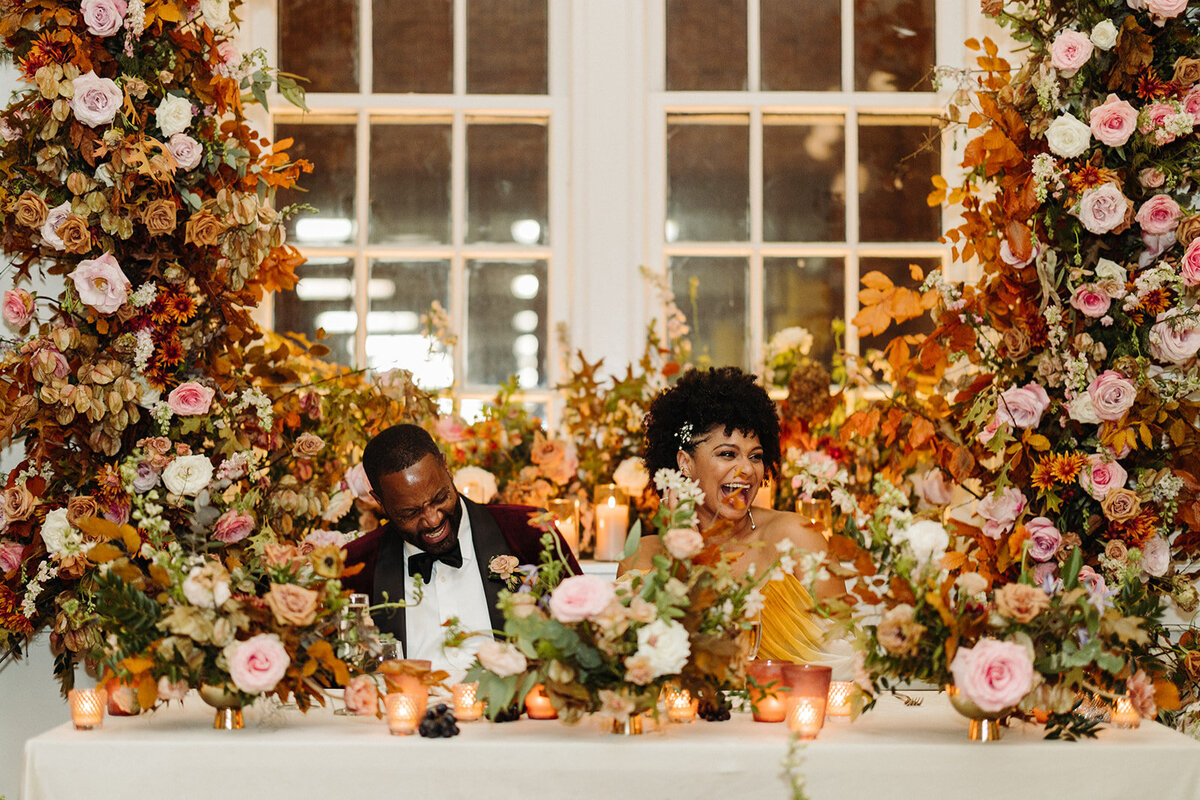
[786,696,827,739]
[593,484,629,561]
[1112,696,1141,729]
[781,664,831,737]
[664,684,698,723]
[525,683,558,720]
[68,688,106,730]
[384,692,420,735]
[746,660,792,723]
[826,680,853,718]
[547,497,580,556]
[452,682,484,722]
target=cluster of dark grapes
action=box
[492,701,523,723]
[698,695,732,722]
[418,704,460,738]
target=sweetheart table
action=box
[22,693,1200,800]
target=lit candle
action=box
[746,660,791,723]
[593,485,628,561]
[751,475,775,508]
[380,659,431,719]
[786,696,826,739]
[667,687,698,723]
[524,684,558,720]
[452,682,484,722]
[68,688,106,730]
[826,681,853,718]
[1112,696,1141,729]
[796,497,833,540]
[384,692,420,735]
[548,498,580,556]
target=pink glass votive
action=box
[747,660,793,723]
[781,664,831,737]
[68,688,106,730]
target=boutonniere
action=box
[488,555,523,590]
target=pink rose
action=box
[1024,517,1062,562]
[1076,183,1130,234]
[977,416,1002,446]
[977,487,1027,540]
[69,71,123,128]
[1146,0,1186,19]
[1128,670,1157,719]
[3,288,34,329]
[1088,94,1138,146]
[1135,194,1182,235]
[167,133,203,170]
[80,0,127,37]
[1141,536,1170,577]
[1185,87,1200,123]
[303,529,343,549]
[167,381,215,415]
[1080,455,1128,501]
[918,468,954,506]
[433,415,469,443]
[1150,311,1200,364]
[949,639,1034,712]
[662,527,704,560]
[1140,167,1166,188]
[995,382,1051,429]
[1078,565,1108,597]
[40,202,70,250]
[156,676,188,702]
[1181,240,1200,286]
[1050,30,1093,76]
[0,540,23,573]
[344,462,372,499]
[212,510,255,543]
[1033,561,1058,587]
[548,574,616,623]
[226,633,290,694]
[69,253,129,314]
[1069,284,1111,318]
[1087,370,1137,421]
[476,640,527,677]
[342,674,379,716]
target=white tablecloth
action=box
[22,693,1200,800]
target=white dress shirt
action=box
[402,499,494,683]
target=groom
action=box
[342,423,579,674]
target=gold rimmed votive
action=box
[664,684,698,723]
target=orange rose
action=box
[184,210,225,247]
[58,215,92,254]
[1101,488,1140,523]
[143,199,178,236]
[14,191,48,229]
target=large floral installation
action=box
[829,0,1200,733]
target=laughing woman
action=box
[619,366,842,664]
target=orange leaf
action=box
[909,416,936,449]
[1155,679,1182,711]
[940,552,967,571]
[860,270,895,291]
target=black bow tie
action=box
[408,542,464,582]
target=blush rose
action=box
[167,381,215,415]
[212,510,254,543]
[1076,183,1130,234]
[1087,370,1137,421]
[167,133,203,170]
[227,633,290,694]
[80,0,127,37]
[70,71,123,128]
[662,527,704,560]
[343,675,379,716]
[995,382,1051,429]
[1088,94,1138,146]
[1024,517,1062,562]
[1049,30,1093,76]
[1135,194,1182,235]
[1149,311,1200,364]
[476,640,527,677]
[949,638,1034,712]
[69,253,130,314]
[1069,284,1111,318]
[548,574,616,623]
[1080,455,1128,501]
[3,288,34,329]
[977,486,1027,540]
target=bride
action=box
[620,366,842,664]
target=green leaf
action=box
[621,518,642,561]
[1062,547,1082,591]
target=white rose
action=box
[662,527,704,560]
[634,618,691,679]
[199,0,231,29]
[476,640,527,677]
[40,508,82,558]
[1066,392,1102,424]
[1045,113,1092,158]
[155,94,193,138]
[182,562,231,609]
[1090,20,1118,50]
[613,457,651,496]
[1094,258,1126,284]
[453,466,498,503]
[162,454,214,496]
[1141,537,1170,577]
[897,519,949,567]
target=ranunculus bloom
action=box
[877,604,925,656]
[1045,113,1092,158]
[3,288,34,329]
[1149,311,1200,364]
[265,582,321,626]
[1136,194,1182,234]
[167,381,215,415]
[227,633,290,694]
[70,71,123,128]
[212,510,254,543]
[949,638,1034,712]
[1069,284,1111,318]
[1076,182,1130,234]
[548,574,616,623]
[80,0,127,37]
[662,527,704,560]
[977,487,1027,540]
[1024,517,1062,562]
[1049,30,1093,76]
[1089,94,1138,146]
[995,382,1051,429]
[162,454,214,496]
[69,253,129,314]
[476,640,527,677]
[1088,370,1137,421]
[155,94,193,137]
[994,583,1051,622]
[342,674,379,716]
[1080,455,1127,501]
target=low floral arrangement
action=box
[463,469,792,724]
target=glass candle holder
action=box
[746,660,792,723]
[796,497,833,540]
[826,680,853,718]
[751,475,775,509]
[592,485,629,561]
[524,683,558,719]
[547,497,580,556]
[68,688,106,730]
[381,659,431,718]
[384,692,420,735]
[666,686,697,723]
[786,695,827,739]
[452,682,484,722]
[1111,696,1141,729]
[782,664,832,737]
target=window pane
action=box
[761,0,841,91]
[277,122,357,246]
[764,116,845,242]
[467,0,548,94]
[669,256,748,369]
[666,117,749,242]
[466,260,549,387]
[666,0,747,91]
[764,256,844,369]
[858,118,941,242]
[369,120,451,245]
[279,0,358,93]
[856,256,938,352]
[367,260,452,388]
[854,0,935,91]
[374,0,452,93]
[274,259,356,367]
[466,122,549,245]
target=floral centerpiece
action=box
[463,469,791,725]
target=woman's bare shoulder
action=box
[755,507,827,553]
[617,532,665,576]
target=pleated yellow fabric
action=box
[756,573,830,664]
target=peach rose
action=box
[994,583,1050,622]
[343,674,379,716]
[476,640,527,677]
[488,554,520,580]
[184,210,225,247]
[167,381,215,415]
[226,633,290,694]
[662,527,704,560]
[14,192,48,229]
[1127,669,1157,718]
[1140,168,1167,189]
[2,484,35,522]
[292,432,325,458]
[66,496,99,528]
[548,574,616,623]
[1174,56,1200,86]
[949,639,1034,712]
[1101,488,1140,522]
[265,582,321,626]
[58,215,92,254]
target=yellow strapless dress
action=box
[756,573,832,664]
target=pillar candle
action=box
[593,485,628,561]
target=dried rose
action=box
[994,583,1050,623]
[1100,487,1140,523]
[14,192,48,229]
[877,604,925,656]
[2,484,36,522]
[66,496,99,529]
[184,210,225,247]
[1174,56,1200,86]
[292,432,325,459]
[265,582,320,626]
[143,199,178,236]
[1176,214,1200,248]
[57,215,92,254]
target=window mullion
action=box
[354,108,371,368]
[748,106,763,374]
[451,108,467,399]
